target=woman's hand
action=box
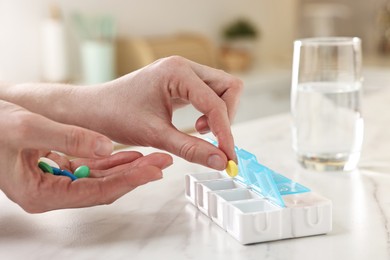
[0,100,172,213]
[88,56,243,170]
[0,56,243,171]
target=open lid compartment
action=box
[271,171,310,196]
[236,148,285,208]
[206,138,310,208]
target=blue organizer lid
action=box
[235,148,258,186]
[205,138,310,208]
[236,148,285,208]
[271,172,310,196]
[249,161,285,207]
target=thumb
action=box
[22,113,113,158]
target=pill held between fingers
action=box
[60,169,78,181]
[38,157,60,169]
[38,161,54,174]
[51,167,77,181]
[226,160,238,177]
[74,165,90,178]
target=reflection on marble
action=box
[1,75,390,259]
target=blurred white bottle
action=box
[41,5,69,82]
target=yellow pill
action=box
[226,160,238,177]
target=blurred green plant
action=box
[223,19,259,40]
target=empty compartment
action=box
[283,192,329,208]
[196,179,245,216]
[213,189,262,202]
[209,189,263,229]
[231,199,280,213]
[283,192,332,237]
[226,200,283,244]
[185,172,226,204]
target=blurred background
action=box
[1,0,390,130]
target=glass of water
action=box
[291,37,364,171]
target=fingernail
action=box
[199,129,211,135]
[199,126,210,135]
[207,154,226,170]
[94,138,113,157]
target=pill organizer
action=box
[185,144,332,245]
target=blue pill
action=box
[52,167,77,181]
[61,169,78,181]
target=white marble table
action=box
[1,87,390,260]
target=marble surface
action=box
[1,86,390,260]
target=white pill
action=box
[38,157,60,169]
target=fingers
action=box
[179,73,236,162]
[129,152,173,168]
[70,151,144,170]
[21,165,164,213]
[14,111,113,158]
[89,152,173,178]
[195,115,210,134]
[11,150,172,213]
[159,57,241,162]
[65,165,163,209]
[186,58,243,161]
[195,103,235,163]
[187,59,243,121]
[156,128,228,170]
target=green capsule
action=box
[74,165,90,178]
[38,161,54,174]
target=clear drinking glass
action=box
[291,37,364,171]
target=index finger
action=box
[179,70,237,161]
[187,59,243,121]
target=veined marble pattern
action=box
[1,69,390,259]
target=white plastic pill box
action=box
[185,143,332,245]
